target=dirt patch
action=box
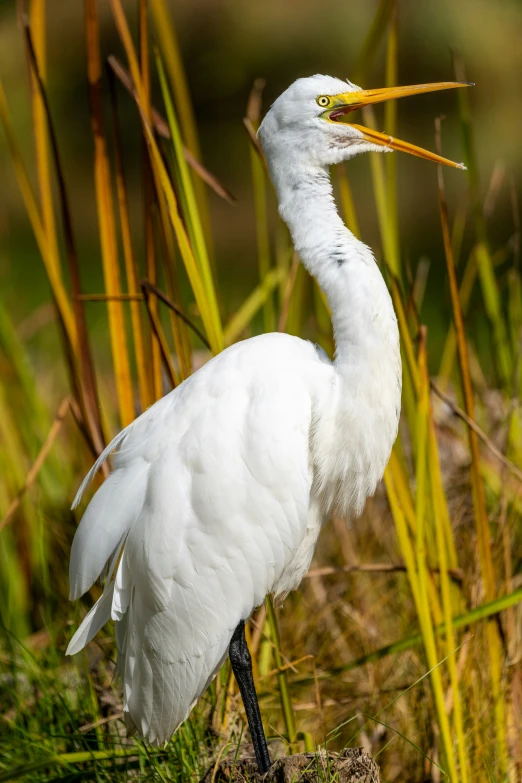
[201,748,379,782]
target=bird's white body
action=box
[67,74,401,745]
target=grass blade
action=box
[246,78,275,333]
[141,281,210,349]
[85,0,135,428]
[139,0,163,402]
[429,414,468,781]
[149,0,200,160]
[0,80,76,351]
[155,48,223,345]
[224,268,285,346]
[364,104,401,278]
[0,749,140,782]
[265,596,296,749]
[337,164,360,239]
[150,0,215,258]
[436,117,507,774]
[0,397,70,534]
[110,0,223,354]
[142,283,179,389]
[107,64,152,413]
[293,587,522,683]
[353,0,396,84]
[27,0,61,295]
[360,714,446,776]
[386,329,458,778]
[155,184,194,380]
[23,17,106,454]
[454,57,511,385]
[106,54,235,204]
[384,3,400,268]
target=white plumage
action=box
[68,72,463,745]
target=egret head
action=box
[258,74,469,184]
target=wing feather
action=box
[72,426,131,509]
[66,582,115,655]
[69,458,149,599]
[67,333,334,745]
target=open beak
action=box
[324,81,472,169]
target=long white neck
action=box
[276,164,400,379]
[275,162,402,518]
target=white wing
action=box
[67,333,334,744]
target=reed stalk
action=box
[85,0,134,428]
[265,596,297,750]
[436,120,507,775]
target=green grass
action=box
[0,639,215,782]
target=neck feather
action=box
[270,161,402,519]
[276,165,400,374]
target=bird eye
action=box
[317,96,330,108]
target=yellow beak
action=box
[325,81,472,169]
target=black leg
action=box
[229,620,271,774]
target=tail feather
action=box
[66,582,114,655]
[119,592,233,745]
[72,426,132,510]
[69,458,148,600]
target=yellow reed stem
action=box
[265,596,296,750]
[428,417,469,782]
[0,80,76,352]
[29,0,61,288]
[149,0,215,260]
[108,70,152,412]
[384,3,400,269]
[436,123,507,773]
[139,0,163,402]
[337,165,361,239]
[155,50,223,347]
[85,0,134,427]
[224,268,285,346]
[155,186,193,381]
[110,0,222,355]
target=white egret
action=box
[67,74,468,773]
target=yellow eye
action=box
[317,95,330,108]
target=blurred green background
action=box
[1,0,521,369]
